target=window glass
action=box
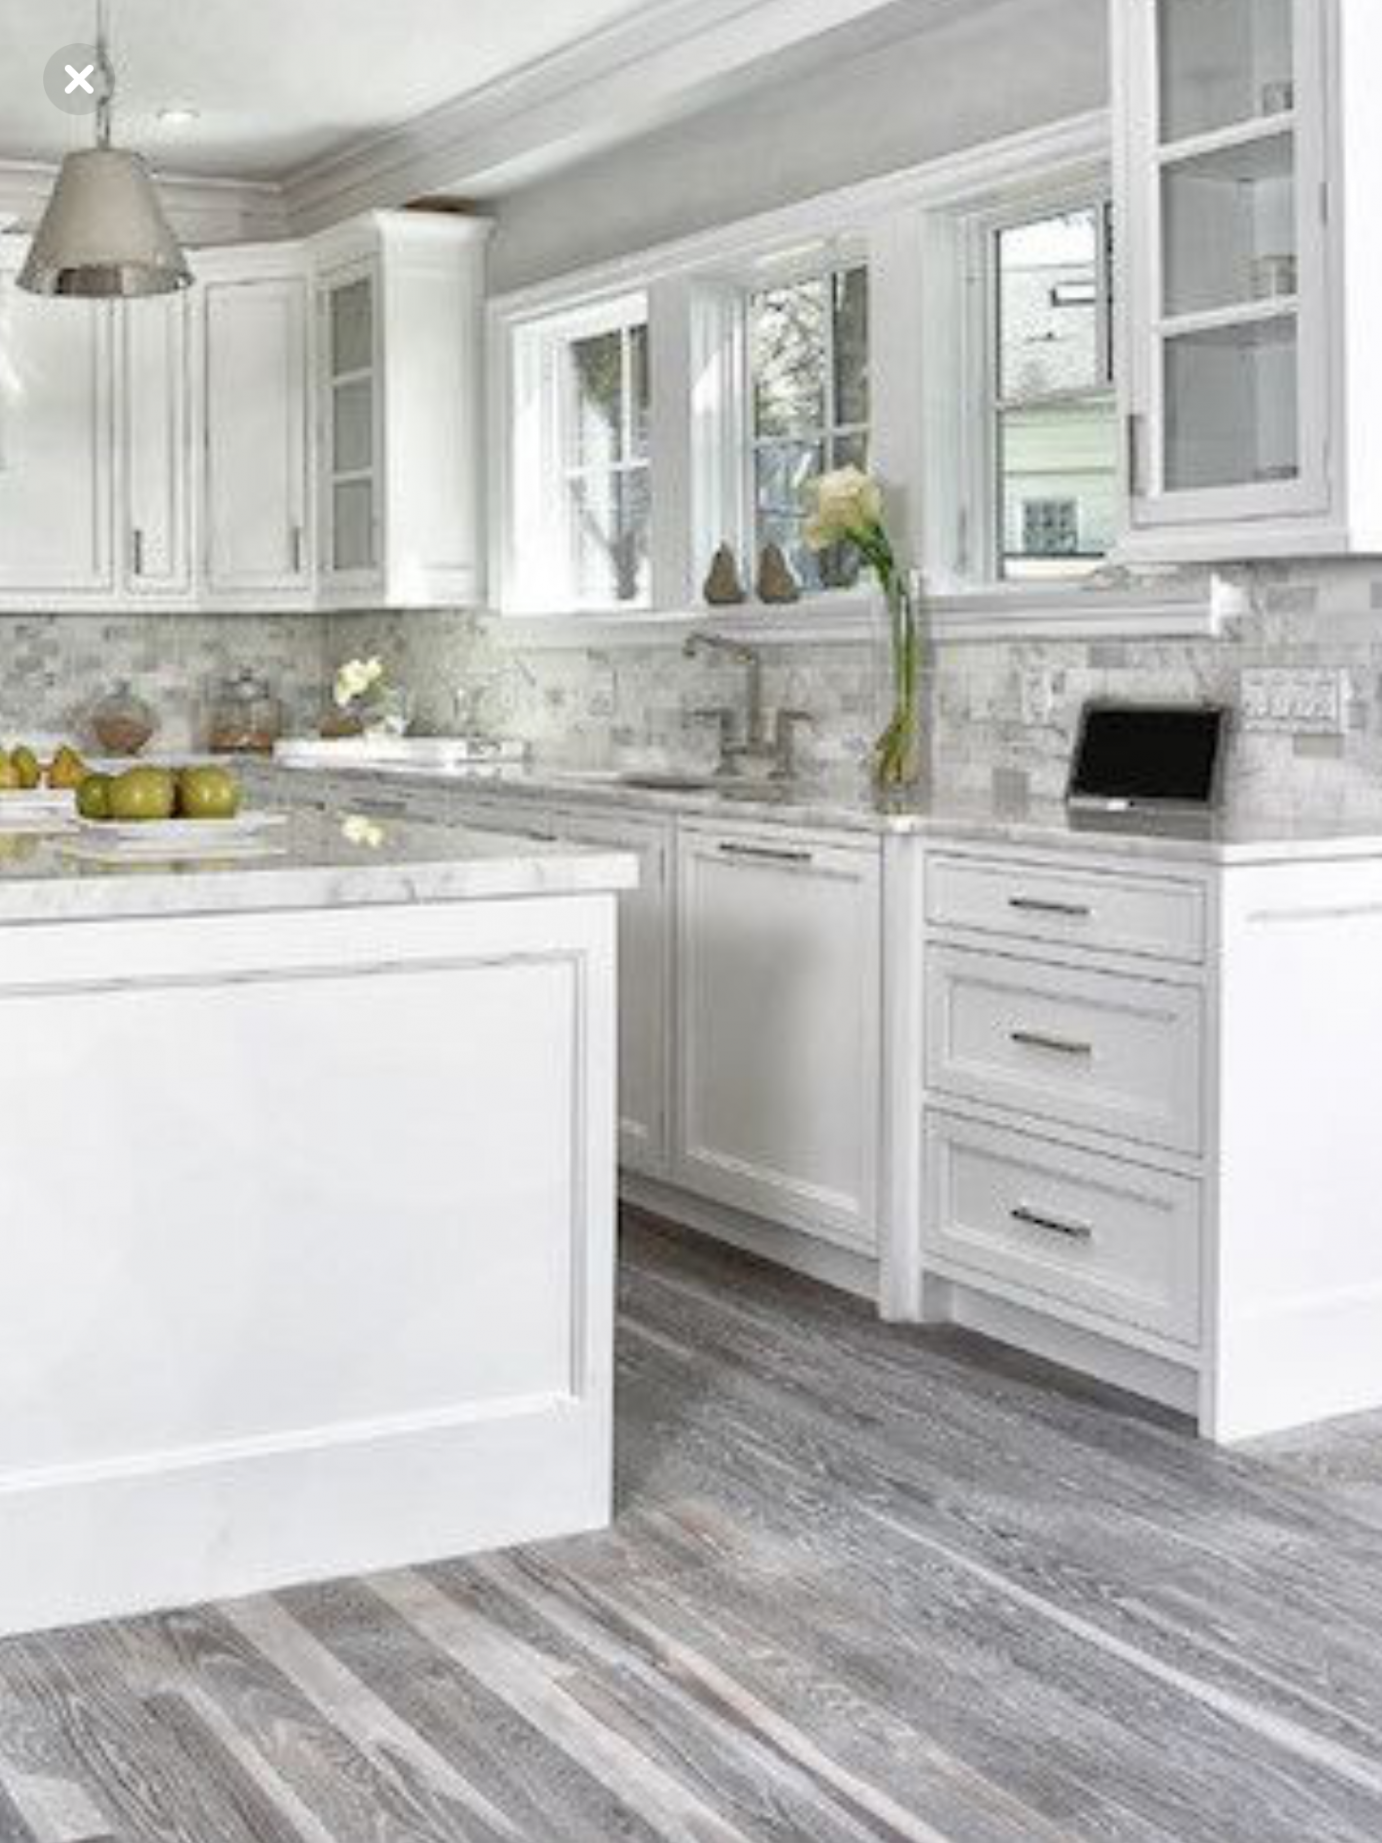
[563,315,652,606]
[749,263,870,592]
[993,206,1117,582]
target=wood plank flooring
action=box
[3,1210,1382,1840]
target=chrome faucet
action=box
[683,631,812,781]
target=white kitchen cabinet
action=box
[1115,0,1382,560]
[550,808,672,1178]
[121,290,193,599]
[424,791,673,1175]
[314,215,491,610]
[674,822,882,1252]
[0,249,113,598]
[200,252,313,603]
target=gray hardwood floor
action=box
[3,1212,1382,1842]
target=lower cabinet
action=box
[546,808,672,1179]
[673,822,882,1253]
[438,795,673,1179]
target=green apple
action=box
[0,756,22,793]
[76,773,113,821]
[107,766,176,822]
[177,765,242,821]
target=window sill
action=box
[494,580,1225,648]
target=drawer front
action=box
[926,947,1203,1155]
[925,1113,1202,1347]
[927,856,1205,964]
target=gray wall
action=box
[489,0,1110,293]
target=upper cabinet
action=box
[121,289,194,600]
[199,251,313,605]
[1115,0,1382,561]
[0,247,114,599]
[315,214,491,610]
[0,210,489,613]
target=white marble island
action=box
[0,810,636,1638]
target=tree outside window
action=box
[563,318,651,606]
[750,265,869,593]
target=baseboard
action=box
[932,1277,1201,1421]
[0,1394,610,1640]
[621,1174,880,1302]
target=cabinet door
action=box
[439,796,672,1175]
[321,269,381,589]
[204,277,311,595]
[123,290,192,596]
[674,825,882,1251]
[1118,0,1331,543]
[0,269,113,594]
[550,809,671,1178]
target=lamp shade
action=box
[18,147,192,298]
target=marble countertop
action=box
[260,756,1382,867]
[0,809,638,925]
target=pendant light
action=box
[19,0,192,298]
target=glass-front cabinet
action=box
[313,214,491,610]
[1115,0,1338,558]
[322,268,380,585]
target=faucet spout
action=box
[683,631,766,751]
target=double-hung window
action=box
[748,263,870,592]
[562,313,651,607]
[506,293,651,614]
[986,201,1117,582]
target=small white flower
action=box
[333,656,387,709]
[804,466,885,550]
[341,814,385,849]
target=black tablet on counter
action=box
[1066,702,1228,814]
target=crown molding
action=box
[280,0,925,236]
[0,159,288,246]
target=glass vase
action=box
[872,573,923,801]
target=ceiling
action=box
[0,0,654,180]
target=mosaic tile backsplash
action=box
[6,560,1382,822]
[0,614,325,754]
[327,561,1382,822]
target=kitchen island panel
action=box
[0,891,617,1638]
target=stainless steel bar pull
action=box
[1008,896,1093,919]
[1012,1204,1094,1242]
[1010,1029,1094,1058]
[718,842,813,867]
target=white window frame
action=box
[489,109,1217,645]
[743,254,872,596]
[502,290,651,616]
[962,185,1117,588]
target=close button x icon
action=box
[64,63,95,94]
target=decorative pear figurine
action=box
[756,541,801,605]
[703,543,747,606]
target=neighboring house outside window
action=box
[992,203,1117,582]
[748,264,869,592]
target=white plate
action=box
[0,789,76,811]
[73,810,289,849]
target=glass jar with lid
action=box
[208,670,283,756]
[91,680,156,757]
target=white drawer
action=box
[924,1113,1202,1347]
[926,946,1203,1155]
[927,856,1205,964]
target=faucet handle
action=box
[690,705,738,768]
[771,708,815,781]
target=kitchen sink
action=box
[615,772,719,793]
